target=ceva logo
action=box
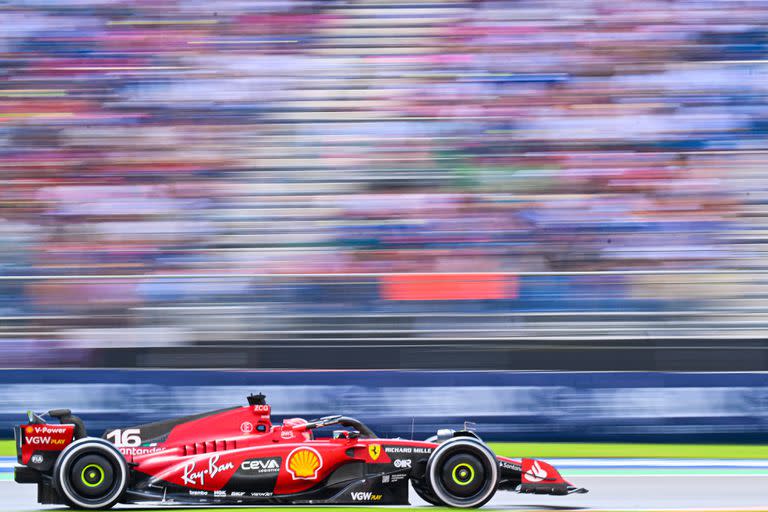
[241,458,279,472]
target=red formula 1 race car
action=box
[14,394,586,509]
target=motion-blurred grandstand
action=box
[2,0,768,370]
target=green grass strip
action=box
[3,439,767,459]
[0,440,15,457]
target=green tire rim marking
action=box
[80,464,105,488]
[452,462,475,485]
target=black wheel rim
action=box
[68,453,117,500]
[429,441,498,507]
[440,453,486,497]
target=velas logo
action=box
[368,444,381,461]
[286,447,322,480]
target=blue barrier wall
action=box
[2,370,767,443]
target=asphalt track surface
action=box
[2,464,767,511]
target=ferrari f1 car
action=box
[14,394,586,509]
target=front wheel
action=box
[53,438,128,509]
[425,437,498,508]
[412,478,443,506]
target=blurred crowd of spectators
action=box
[2,0,768,360]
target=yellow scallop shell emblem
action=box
[286,447,323,480]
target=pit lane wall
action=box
[1,370,767,443]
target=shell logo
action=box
[286,447,323,480]
[24,426,33,435]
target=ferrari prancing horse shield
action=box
[368,443,381,461]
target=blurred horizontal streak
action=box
[12,341,762,349]
[2,270,768,280]
[106,19,220,25]
[127,309,768,317]
[0,90,67,97]
[4,329,766,338]
[4,0,768,370]
[23,66,189,71]
[187,40,299,45]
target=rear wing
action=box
[16,409,86,472]
[16,423,75,471]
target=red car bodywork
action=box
[15,397,586,507]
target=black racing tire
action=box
[53,438,128,510]
[426,437,498,508]
[412,479,443,506]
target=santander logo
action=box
[525,461,548,482]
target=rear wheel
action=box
[426,437,498,508]
[53,438,128,509]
